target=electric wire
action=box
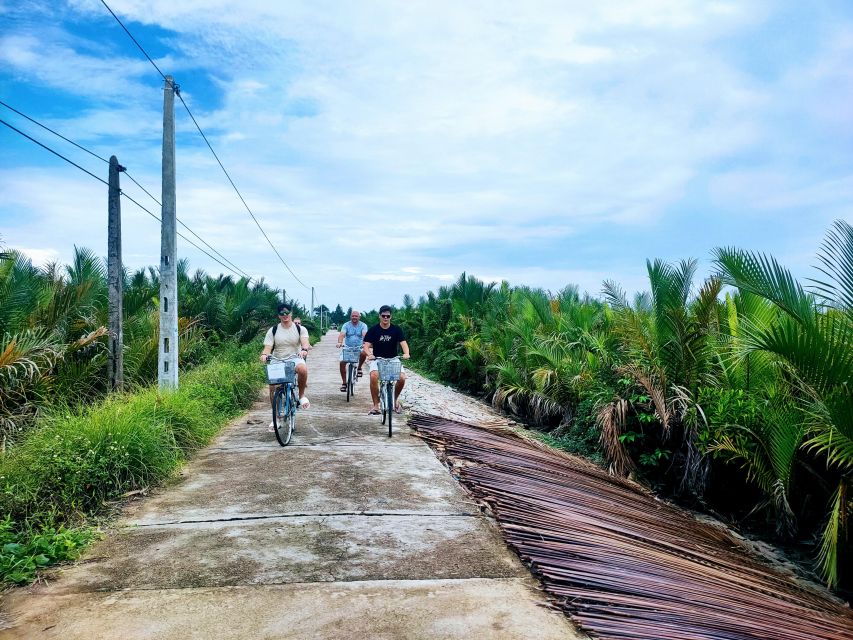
[0,99,108,164]
[1,118,250,281]
[0,101,253,281]
[176,93,310,289]
[98,0,167,81]
[99,0,311,290]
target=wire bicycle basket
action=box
[377,358,402,381]
[342,347,362,363]
[266,359,296,384]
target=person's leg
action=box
[394,371,406,408]
[339,360,347,385]
[268,384,277,429]
[296,362,308,405]
[369,370,380,409]
[358,351,366,374]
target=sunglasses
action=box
[278,311,291,316]
[380,314,391,318]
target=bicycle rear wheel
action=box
[273,385,294,446]
[385,383,394,437]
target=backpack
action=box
[272,322,303,338]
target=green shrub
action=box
[0,341,263,584]
[540,397,606,466]
[0,515,97,585]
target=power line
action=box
[98,0,311,290]
[98,0,167,81]
[0,101,253,281]
[176,93,310,289]
[1,118,251,281]
[1,118,106,184]
[0,99,109,164]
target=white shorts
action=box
[367,359,405,375]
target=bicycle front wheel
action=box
[385,383,394,437]
[273,385,294,446]
[347,364,355,402]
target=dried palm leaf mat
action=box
[409,413,853,640]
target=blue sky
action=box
[1,0,852,313]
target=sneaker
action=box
[299,396,310,409]
[268,421,275,432]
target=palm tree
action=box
[599,259,722,492]
[714,219,853,587]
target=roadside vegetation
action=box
[0,244,318,584]
[388,220,852,591]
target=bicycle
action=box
[265,355,300,446]
[341,345,362,402]
[375,357,402,437]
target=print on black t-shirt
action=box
[364,324,406,359]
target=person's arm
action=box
[337,329,346,347]
[260,329,274,362]
[299,326,310,352]
[363,340,375,360]
[399,340,410,359]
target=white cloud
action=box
[2,1,852,311]
[15,246,61,267]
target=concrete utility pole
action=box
[107,156,125,391]
[159,75,179,390]
[311,287,315,322]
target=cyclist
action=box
[363,305,410,415]
[336,309,368,391]
[260,303,311,430]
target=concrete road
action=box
[0,332,584,639]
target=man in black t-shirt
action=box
[363,304,410,415]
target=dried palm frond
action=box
[596,398,634,477]
[411,414,853,640]
[619,363,670,431]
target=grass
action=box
[0,341,264,585]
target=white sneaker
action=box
[299,396,310,409]
[268,421,275,432]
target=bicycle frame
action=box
[374,357,402,437]
[341,345,362,402]
[266,355,300,446]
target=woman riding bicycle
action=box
[363,305,410,415]
[260,303,311,430]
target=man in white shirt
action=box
[260,304,311,429]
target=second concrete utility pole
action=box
[107,155,125,391]
[159,75,179,390]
